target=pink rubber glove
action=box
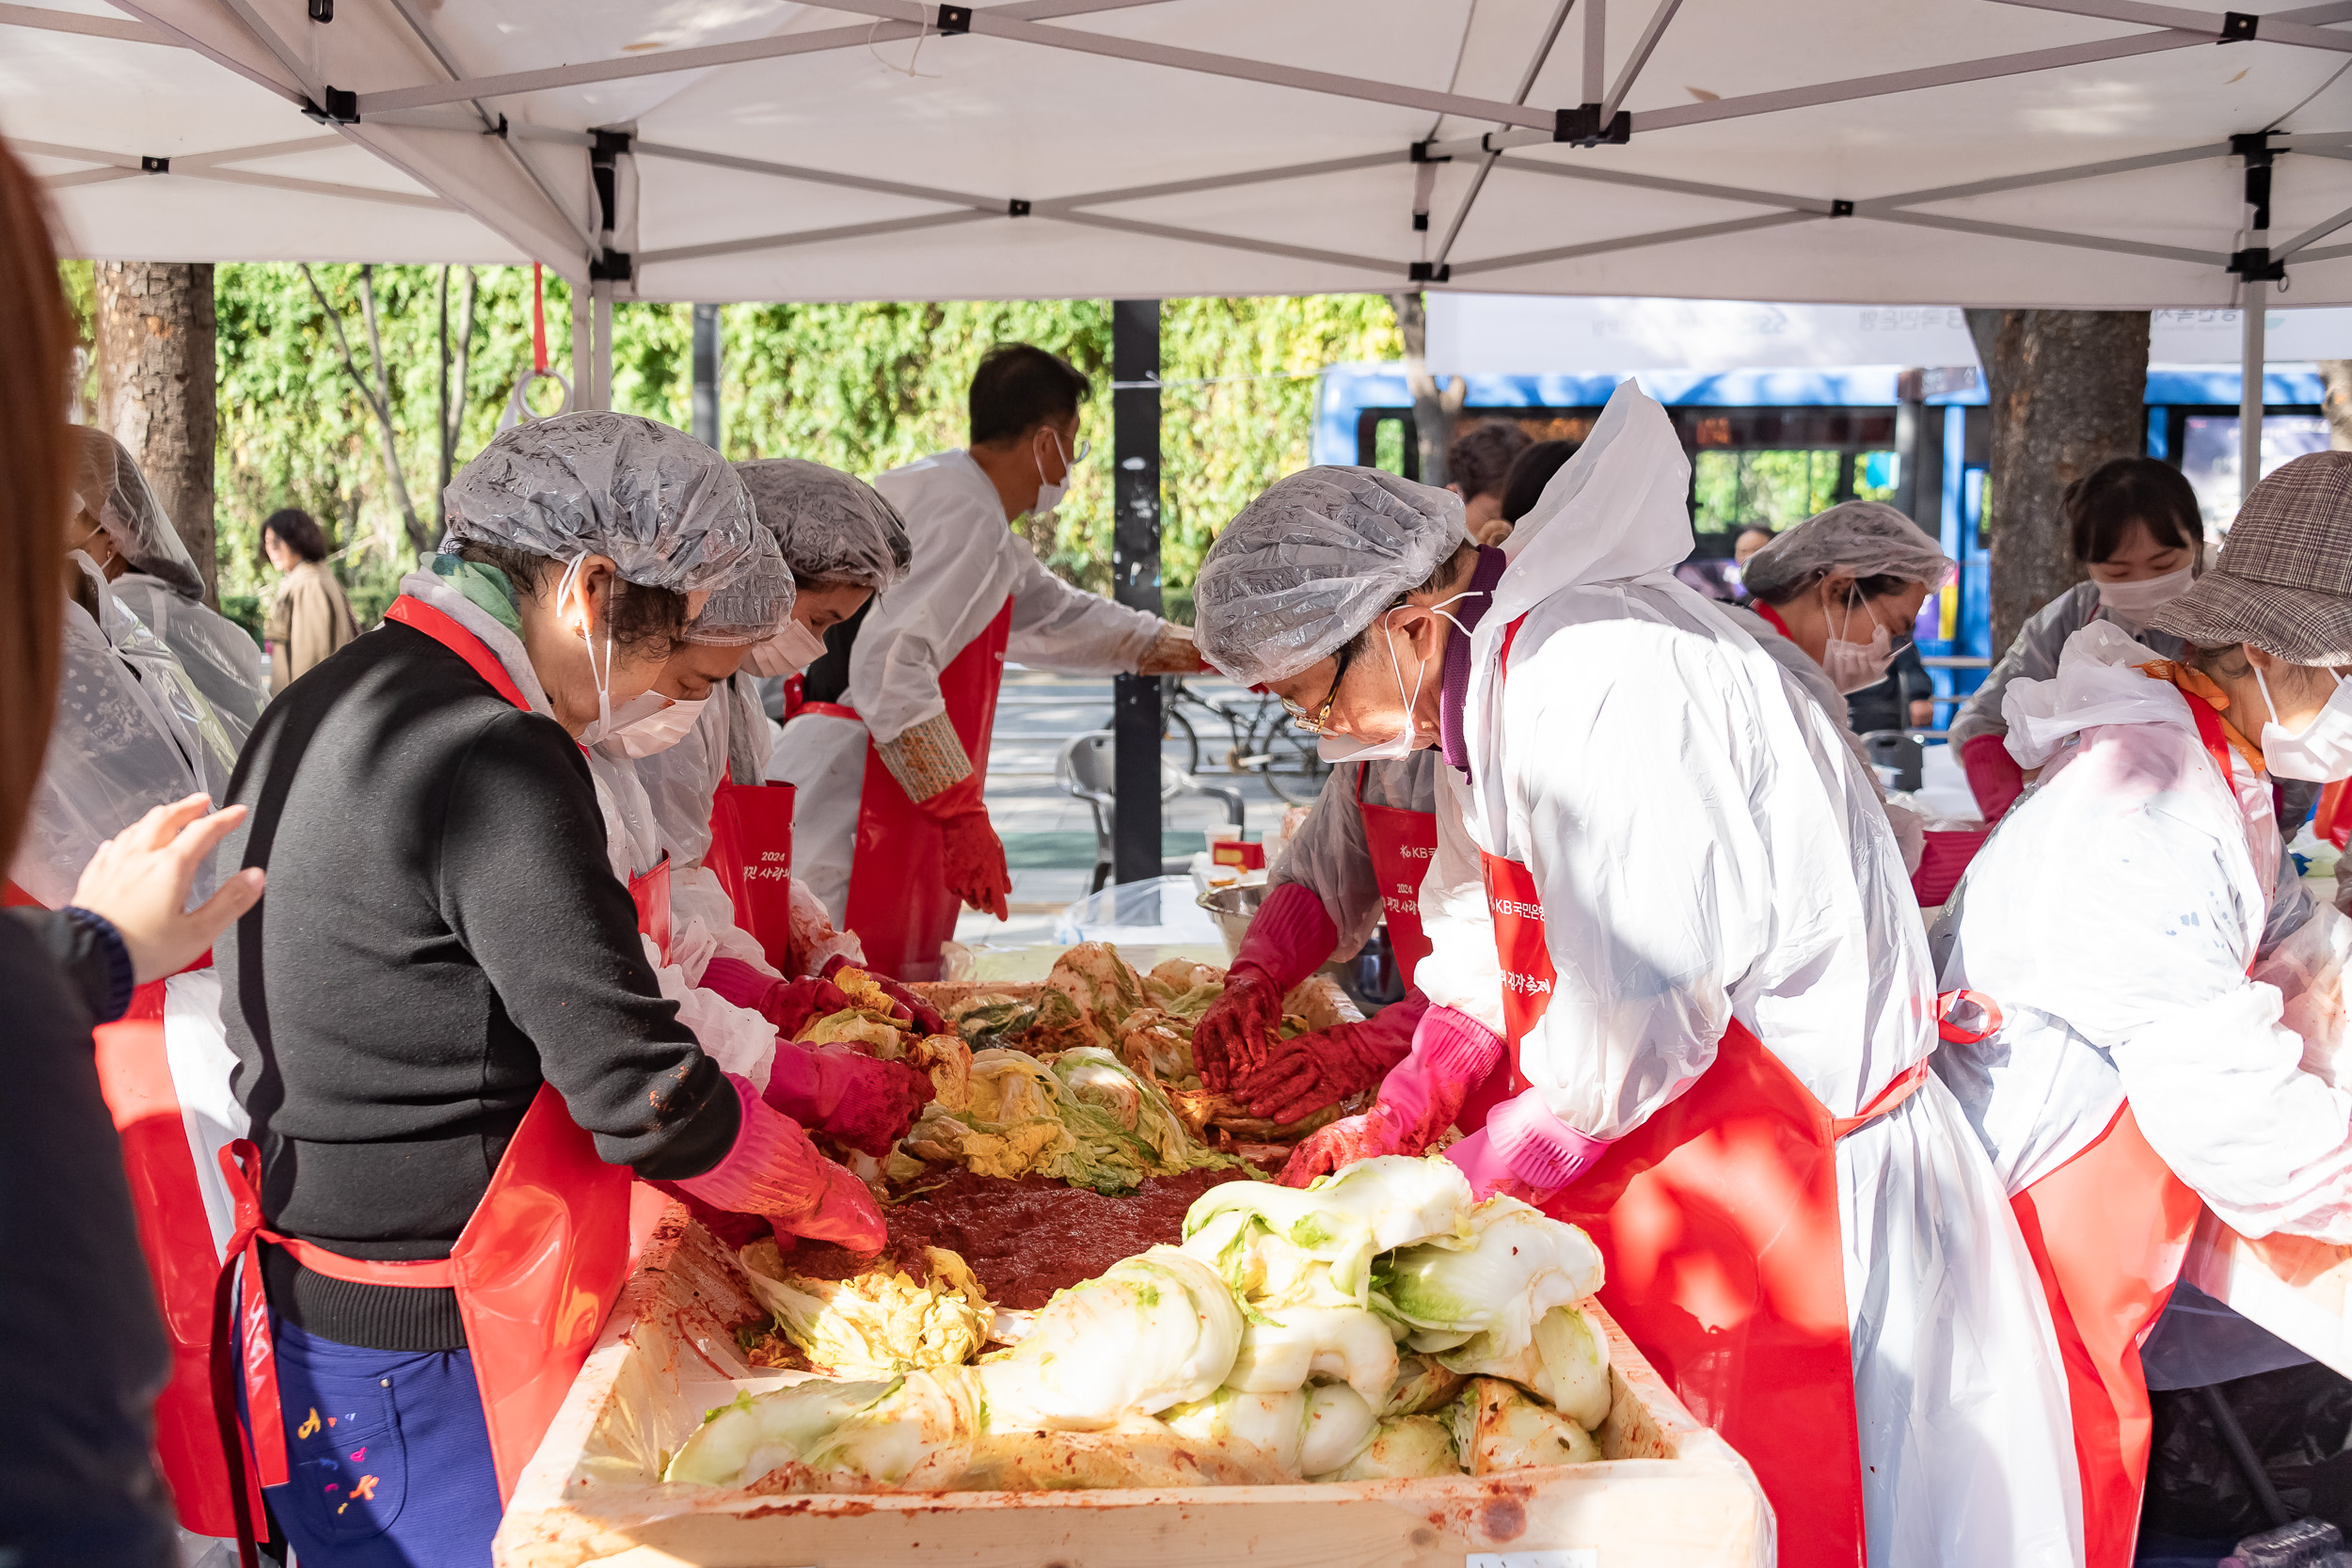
[1195,882,1339,1090]
[1236,989,1428,1123]
[765,1040,934,1159]
[673,1075,885,1249]
[1279,1005,1503,1188]
[702,957,854,1040]
[1444,1087,1613,1202]
[1960,734,2027,822]
[820,953,949,1037]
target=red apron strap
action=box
[384,595,532,713]
[1829,1058,1932,1139]
[2177,688,2242,783]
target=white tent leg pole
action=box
[2240,277,2266,509]
[594,280,614,412]
[571,286,590,410]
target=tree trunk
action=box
[1392,292,1466,487]
[1970,309,2150,651]
[2322,360,2352,451]
[95,261,217,603]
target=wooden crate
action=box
[496,1206,1771,1568]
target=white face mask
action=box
[2254,661,2352,782]
[1820,584,1899,695]
[747,619,828,678]
[597,693,707,759]
[1029,428,1073,522]
[2094,564,2194,624]
[1315,597,1473,763]
[557,553,616,737]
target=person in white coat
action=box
[1932,450,2352,1568]
[70,428,271,748]
[1190,382,2081,1568]
[641,458,913,990]
[771,343,1199,979]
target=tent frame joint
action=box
[2229,245,2285,281]
[302,87,360,124]
[140,154,169,175]
[1407,260,1452,282]
[938,5,973,34]
[1409,139,1453,164]
[2220,9,2260,40]
[1830,198,1855,216]
[1554,103,1632,146]
[1008,197,1033,215]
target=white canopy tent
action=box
[7,0,2349,470]
[58,0,2350,488]
[0,0,519,261]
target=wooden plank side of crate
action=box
[499,1205,1770,1568]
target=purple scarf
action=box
[1439,545,1509,775]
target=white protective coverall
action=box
[109,573,271,749]
[1932,620,2352,1237]
[1422,382,2082,1568]
[771,450,1162,923]
[9,554,238,908]
[634,673,865,981]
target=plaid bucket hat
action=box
[2147,451,2352,664]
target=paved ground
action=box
[954,666,1312,952]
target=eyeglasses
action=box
[1279,639,1358,736]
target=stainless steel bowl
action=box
[1195,879,1267,961]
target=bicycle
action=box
[1155,675,1334,804]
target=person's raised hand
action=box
[70,794,263,983]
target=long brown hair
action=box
[0,136,70,868]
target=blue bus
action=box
[1311,362,2332,717]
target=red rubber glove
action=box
[702,958,855,1040]
[764,1040,934,1158]
[920,774,1009,921]
[1279,1006,1503,1189]
[1236,989,1427,1123]
[1960,734,2027,822]
[820,953,949,1037]
[673,1076,885,1249]
[1194,882,1339,1091]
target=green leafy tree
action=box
[193,270,1398,627]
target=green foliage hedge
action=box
[145,264,1400,617]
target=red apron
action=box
[1945,689,2239,1568]
[203,594,639,1564]
[706,772,799,973]
[1355,765,1435,989]
[841,597,1015,981]
[1469,613,1924,1568]
[8,884,246,1537]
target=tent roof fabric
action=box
[5,0,2348,305]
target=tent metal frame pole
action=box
[2242,278,2266,506]
[1861,208,2225,265]
[354,0,1191,115]
[1041,208,1401,272]
[1601,0,1685,121]
[1582,0,1605,103]
[636,210,994,267]
[0,4,171,45]
[1432,0,1580,269]
[594,281,614,411]
[807,0,1562,131]
[1109,297,1163,887]
[24,135,459,208]
[1449,209,1817,276]
[1984,0,2352,52]
[571,288,591,411]
[383,0,601,259]
[2279,198,2352,256]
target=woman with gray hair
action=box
[213,413,882,1567]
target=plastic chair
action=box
[1056,729,1245,894]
